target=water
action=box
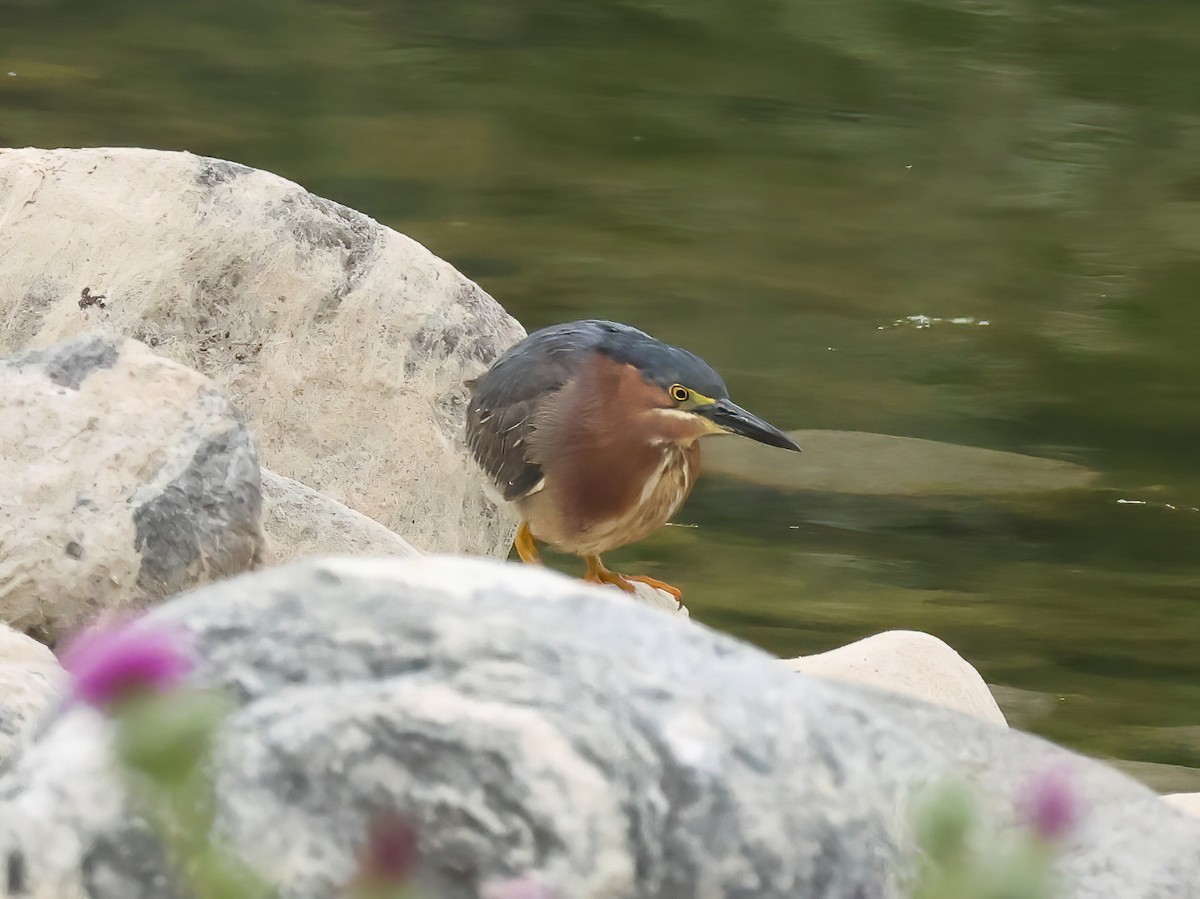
[4,0,1199,790]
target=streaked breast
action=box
[582,444,697,553]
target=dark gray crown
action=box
[584,320,729,399]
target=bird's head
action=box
[601,327,802,452]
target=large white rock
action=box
[0,147,525,557]
[0,334,264,641]
[0,624,65,766]
[0,556,1196,899]
[785,630,1007,726]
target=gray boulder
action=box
[0,147,525,558]
[0,334,264,641]
[0,556,1197,899]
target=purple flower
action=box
[1017,763,1081,842]
[58,616,193,710]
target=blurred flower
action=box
[59,616,192,710]
[480,875,556,899]
[1017,764,1081,843]
[351,813,419,896]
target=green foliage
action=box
[111,687,269,899]
[115,691,232,785]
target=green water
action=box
[4,0,1199,789]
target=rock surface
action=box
[1110,758,1200,796]
[1,556,1197,899]
[260,468,420,564]
[0,147,525,557]
[603,580,690,617]
[1164,793,1200,818]
[0,333,264,641]
[785,630,1007,726]
[254,473,686,614]
[0,624,65,767]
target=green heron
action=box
[466,320,801,601]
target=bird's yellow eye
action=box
[670,384,690,403]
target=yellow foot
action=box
[583,555,683,606]
[514,521,542,565]
[583,555,636,593]
[622,574,683,603]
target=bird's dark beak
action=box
[698,398,802,452]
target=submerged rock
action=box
[0,147,525,558]
[704,429,1098,496]
[0,555,1196,898]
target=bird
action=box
[465,320,801,602]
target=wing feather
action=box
[466,322,607,501]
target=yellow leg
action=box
[583,554,635,593]
[583,555,683,605]
[514,520,542,565]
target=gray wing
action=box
[466,321,609,501]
